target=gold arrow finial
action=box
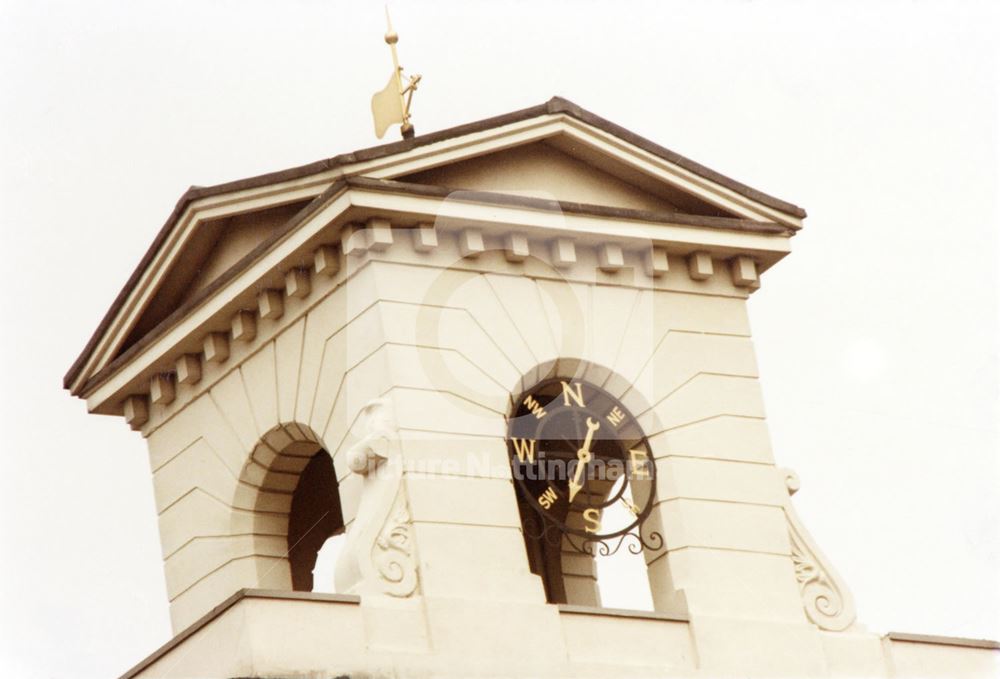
[384,5,398,44]
[371,5,421,140]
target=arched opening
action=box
[517,499,567,603]
[237,423,357,598]
[592,497,655,610]
[516,475,655,610]
[311,533,346,594]
[287,449,345,592]
[509,363,661,611]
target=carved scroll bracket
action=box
[334,398,419,598]
[779,467,857,632]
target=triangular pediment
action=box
[398,140,735,218]
[66,96,806,402]
[115,200,312,354]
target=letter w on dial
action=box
[511,437,536,464]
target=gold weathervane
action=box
[371,7,421,140]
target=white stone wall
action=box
[141,222,791,633]
[117,217,1000,679]
[124,592,998,679]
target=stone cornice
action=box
[65,99,807,396]
[81,182,789,422]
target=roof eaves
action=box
[345,176,795,235]
[71,180,349,397]
[544,97,807,219]
[66,96,806,391]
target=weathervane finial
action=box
[371,6,422,140]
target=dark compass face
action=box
[507,378,655,540]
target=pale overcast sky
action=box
[1,1,997,678]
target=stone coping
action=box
[119,592,691,678]
[887,631,1000,650]
[557,603,689,623]
[118,589,361,679]
[116,591,998,679]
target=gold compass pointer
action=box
[568,417,600,502]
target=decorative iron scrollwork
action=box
[523,511,664,558]
[565,529,665,557]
